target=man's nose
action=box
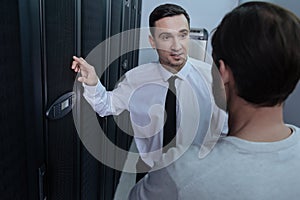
[171,37,182,51]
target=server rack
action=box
[0,0,141,199]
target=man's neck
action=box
[162,65,181,74]
[227,98,291,142]
[159,60,187,73]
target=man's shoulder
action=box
[123,62,162,86]
[126,62,159,76]
[188,57,212,82]
[188,57,211,71]
[156,144,228,185]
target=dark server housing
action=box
[0,0,141,199]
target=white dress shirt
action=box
[83,57,227,167]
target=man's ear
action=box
[148,35,156,49]
[219,60,230,84]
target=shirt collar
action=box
[158,57,192,82]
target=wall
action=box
[239,0,300,17]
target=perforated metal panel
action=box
[0,0,28,199]
[43,0,80,199]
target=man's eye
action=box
[179,33,188,39]
[162,35,170,40]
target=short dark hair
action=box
[149,3,190,36]
[212,2,300,106]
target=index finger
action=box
[73,56,86,65]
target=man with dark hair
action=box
[71,3,226,183]
[149,3,190,36]
[129,2,300,199]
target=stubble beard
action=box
[160,54,187,72]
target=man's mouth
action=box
[170,53,183,59]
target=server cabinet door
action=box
[78,0,142,199]
[97,0,142,199]
[1,1,30,199]
[80,0,109,199]
[1,0,46,199]
[43,0,80,199]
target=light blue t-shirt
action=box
[129,125,300,200]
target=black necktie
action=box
[163,76,177,153]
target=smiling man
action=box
[71,3,226,183]
[148,13,190,72]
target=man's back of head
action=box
[212,1,300,107]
